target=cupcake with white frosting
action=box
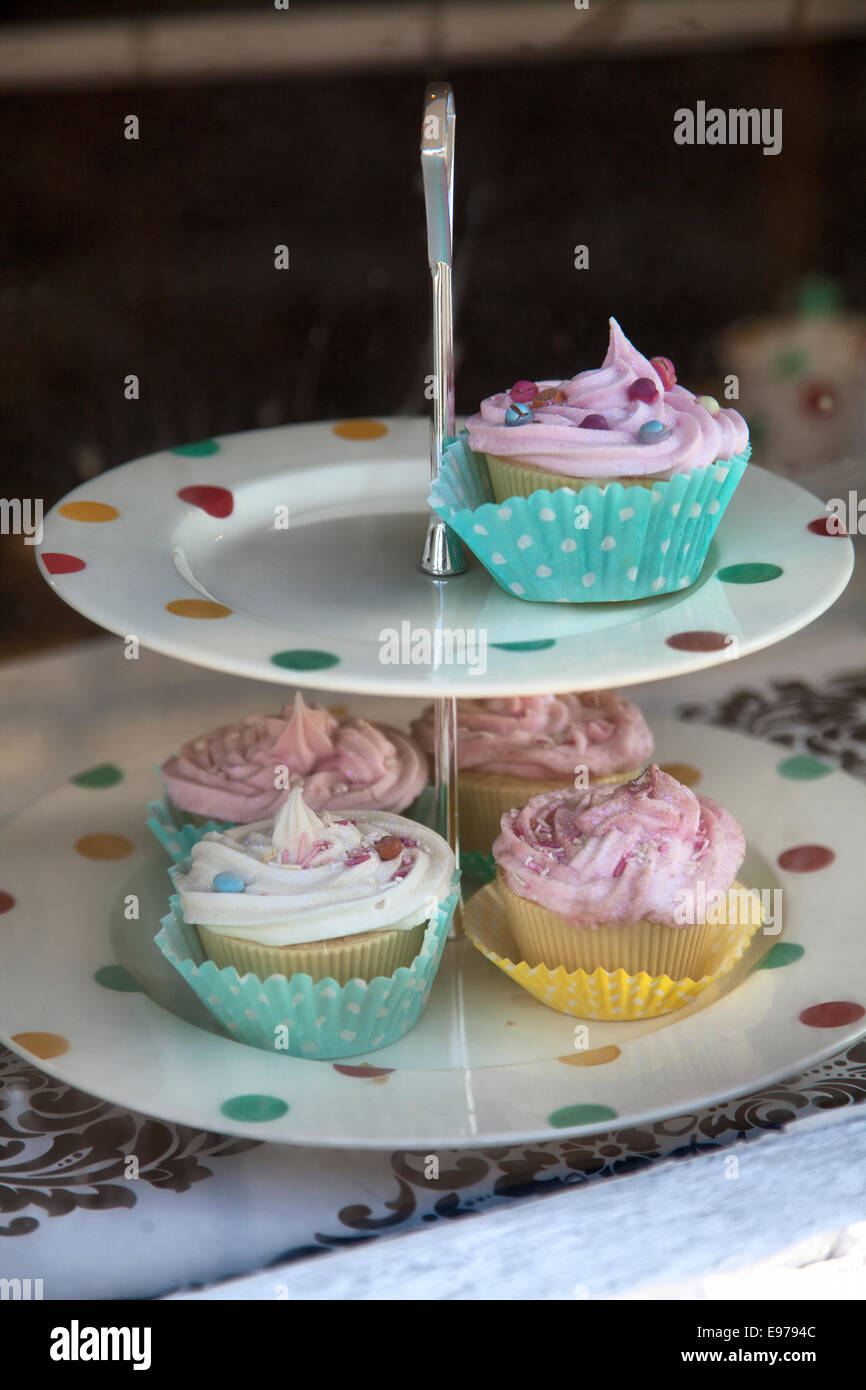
[172,786,455,986]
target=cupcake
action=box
[492,765,746,980]
[158,692,428,831]
[411,690,653,856]
[467,317,749,502]
[171,786,455,986]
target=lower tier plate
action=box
[0,719,862,1148]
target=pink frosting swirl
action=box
[411,691,652,779]
[492,765,745,928]
[161,693,427,823]
[465,318,749,478]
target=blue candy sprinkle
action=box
[505,403,533,426]
[638,420,669,442]
[213,871,246,893]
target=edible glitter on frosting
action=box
[492,765,745,929]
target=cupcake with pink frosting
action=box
[411,690,653,856]
[468,318,749,501]
[492,764,747,980]
[430,319,751,603]
[158,693,427,832]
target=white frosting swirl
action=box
[174,789,454,947]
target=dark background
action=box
[1,0,864,653]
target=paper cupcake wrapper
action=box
[460,850,497,887]
[155,873,460,1059]
[429,431,750,603]
[196,918,428,986]
[146,796,230,864]
[464,882,761,1020]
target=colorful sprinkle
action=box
[213,871,246,893]
[557,1045,621,1068]
[74,833,134,861]
[580,413,608,430]
[777,755,833,781]
[0,892,15,913]
[510,380,538,404]
[220,1094,289,1122]
[627,377,658,404]
[754,943,805,971]
[659,762,702,787]
[70,763,124,789]
[548,1103,617,1129]
[94,964,142,992]
[532,387,566,408]
[41,552,86,575]
[171,440,221,456]
[58,501,119,523]
[799,1001,864,1028]
[270,649,340,671]
[650,356,676,390]
[177,485,234,519]
[505,403,533,426]
[808,516,847,538]
[165,599,232,619]
[717,563,783,584]
[777,844,835,873]
[638,420,670,442]
[666,630,734,653]
[332,420,388,441]
[11,1031,70,1060]
[374,836,403,862]
[695,395,721,416]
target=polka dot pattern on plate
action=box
[548,1103,618,1129]
[70,763,124,789]
[557,1045,621,1068]
[799,1001,864,1028]
[332,420,388,441]
[754,943,805,971]
[332,1064,395,1078]
[717,563,783,584]
[0,891,15,913]
[12,1031,70,1060]
[171,439,221,456]
[177,485,234,518]
[74,833,134,861]
[165,599,232,620]
[41,553,86,575]
[220,1094,289,1122]
[777,755,833,781]
[777,844,835,873]
[659,762,702,787]
[58,501,119,523]
[94,964,142,992]
[492,639,556,652]
[808,516,847,538]
[270,649,340,671]
[666,630,734,653]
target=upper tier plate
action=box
[36,418,853,696]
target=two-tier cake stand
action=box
[1,86,860,1149]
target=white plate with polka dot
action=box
[35,418,852,697]
[0,718,863,1148]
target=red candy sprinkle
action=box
[580,414,609,430]
[651,356,677,390]
[627,377,659,404]
[375,836,403,861]
[510,380,538,404]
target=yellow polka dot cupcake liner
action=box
[464,881,762,1021]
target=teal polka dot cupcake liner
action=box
[154,872,461,1060]
[146,796,230,863]
[429,432,750,603]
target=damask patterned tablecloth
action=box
[1,596,864,1299]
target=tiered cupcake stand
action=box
[2,86,861,1148]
